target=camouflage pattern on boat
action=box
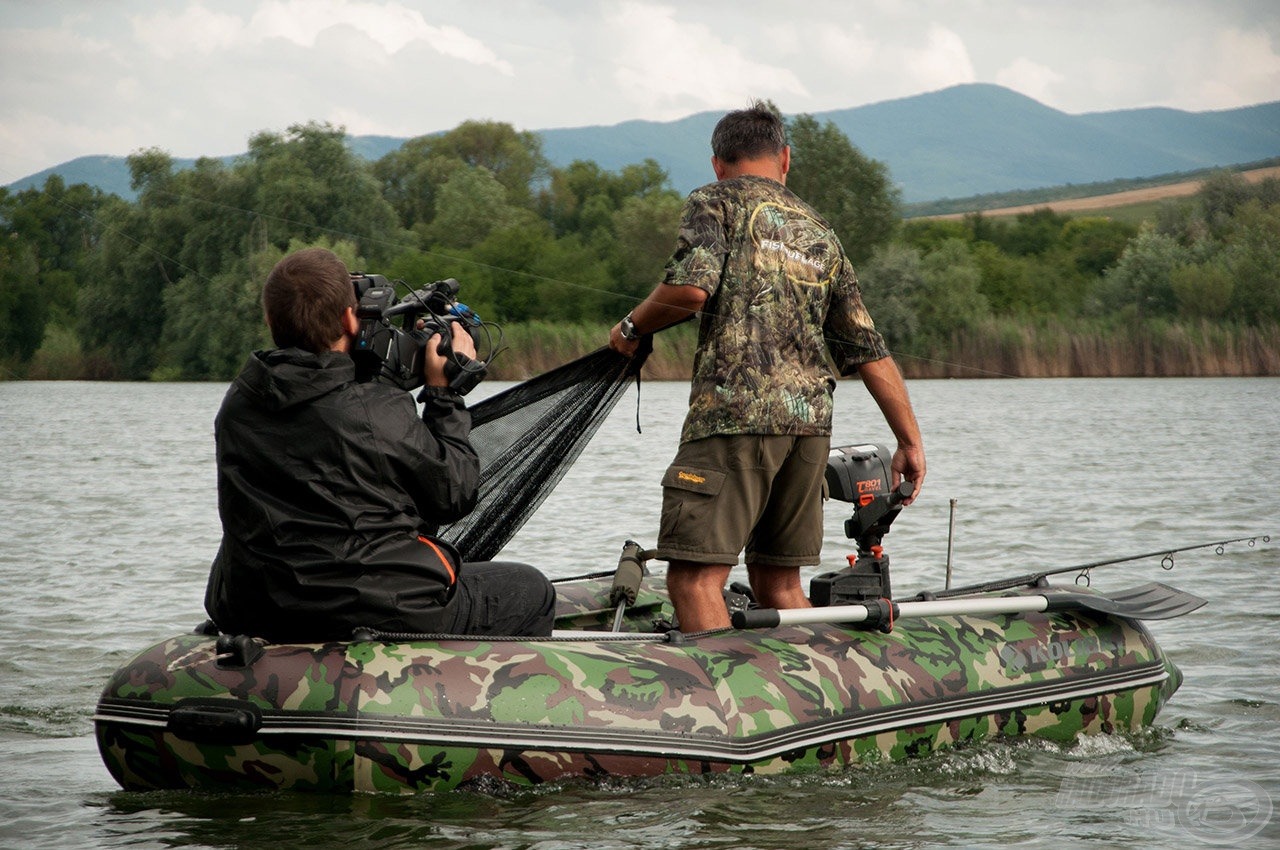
[95,574,1181,794]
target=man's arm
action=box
[856,356,926,505]
[609,283,708,356]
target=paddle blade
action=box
[1046,582,1207,620]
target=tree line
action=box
[2,117,1277,381]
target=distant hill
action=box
[8,83,1279,204]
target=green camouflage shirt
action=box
[664,175,889,443]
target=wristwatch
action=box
[619,313,640,341]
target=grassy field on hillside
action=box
[918,165,1280,221]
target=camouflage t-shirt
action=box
[664,175,889,443]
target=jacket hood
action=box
[235,348,357,412]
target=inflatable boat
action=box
[95,446,1205,793]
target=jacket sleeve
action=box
[414,386,480,523]
[372,385,480,527]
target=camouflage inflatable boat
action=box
[95,570,1203,794]
[95,446,1205,793]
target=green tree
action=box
[76,153,187,378]
[430,220,615,323]
[373,143,462,231]
[856,242,924,351]
[0,239,43,364]
[422,166,533,249]
[1198,170,1254,237]
[0,176,111,367]
[158,260,265,380]
[245,122,399,260]
[1220,201,1280,323]
[419,120,548,208]
[970,241,1031,314]
[786,114,900,266]
[900,218,968,254]
[375,121,548,230]
[609,191,683,299]
[914,239,989,346]
[79,124,401,378]
[157,237,367,380]
[539,159,673,237]
[1170,260,1233,319]
[1060,216,1137,277]
[988,208,1070,257]
[1095,226,1192,320]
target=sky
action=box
[2,0,1278,183]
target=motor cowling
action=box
[824,444,893,506]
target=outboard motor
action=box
[810,444,914,607]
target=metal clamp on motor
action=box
[810,444,914,612]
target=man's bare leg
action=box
[666,560,733,631]
[747,565,812,610]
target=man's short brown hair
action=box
[711,100,787,164]
[262,248,355,353]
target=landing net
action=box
[438,340,651,562]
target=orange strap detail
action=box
[418,535,457,585]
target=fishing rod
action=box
[918,535,1271,600]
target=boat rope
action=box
[930,534,1271,598]
[348,626,673,644]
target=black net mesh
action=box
[438,340,651,562]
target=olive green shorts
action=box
[655,434,830,567]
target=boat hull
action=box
[95,576,1181,793]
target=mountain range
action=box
[9,83,1280,204]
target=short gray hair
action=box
[711,100,787,163]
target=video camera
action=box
[349,273,488,395]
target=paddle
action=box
[730,581,1207,630]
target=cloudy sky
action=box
[2,0,1278,182]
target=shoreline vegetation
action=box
[4,120,1278,384]
[470,320,1280,382]
[13,319,1280,382]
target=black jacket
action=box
[203,348,479,641]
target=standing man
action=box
[609,102,925,632]
[205,247,555,641]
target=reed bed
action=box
[490,319,1280,381]
[902,319,1280,379]
[9,320,1273,382]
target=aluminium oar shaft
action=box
[734,595,1049,628]
[730,581,1205,629]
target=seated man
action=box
[204,247,555,641]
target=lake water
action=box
[1,376,1277,849]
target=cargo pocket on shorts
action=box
[660,465,726,552]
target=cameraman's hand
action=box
[423,321,477,387]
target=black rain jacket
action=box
[203,347,479,641]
